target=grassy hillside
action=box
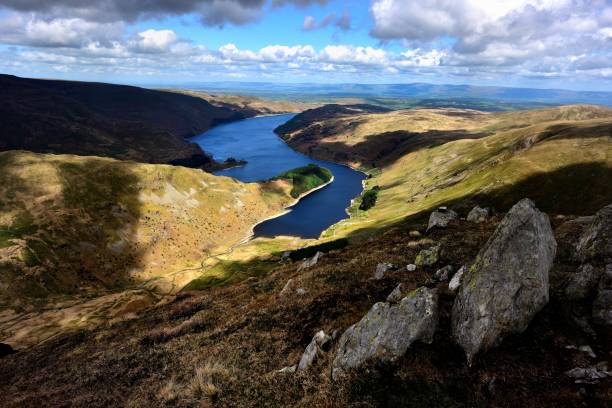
[0,151,298,307]
[274,164,333,198]
[0,75,257,169]
[274,105,612,239]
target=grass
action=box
[274,163,333,198]
[182,259,277,291]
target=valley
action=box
[0,78,610,408]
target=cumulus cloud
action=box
[0,0,328,26]
[368,0,612,82]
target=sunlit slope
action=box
[0,151,295,307]
[322,106,612,238]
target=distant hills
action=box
[0,75,257,169]
[180,81,612,108]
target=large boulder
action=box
[427,207,458,231]
[452,199,556,365]
[564,264,602,301]
[332,287,438,378]
[576,204,612,263]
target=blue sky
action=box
[0,0,611,91]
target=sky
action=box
[0,0,611,90]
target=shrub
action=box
[359,186,380,211]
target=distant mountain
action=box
[180,81,612,106]
[0,75,255,169]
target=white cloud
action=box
[130,29,179,53]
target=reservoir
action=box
[192,114,366,238]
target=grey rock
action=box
[296,288,306,296]
[593,264,612,326]
[576,204,612,263]
[386,283,404,303]
[434,265,454,282]
[565,362,610,384]
[467,206,490,223]
[332,287,438,379]
[374,262,394,280]
[298,251,323,271]
[564,264,601,300]
[415,245,440,267]
[280,251,291,262]
[427,207,458,231]
[277,365,297,374]
[409,230,422,238]
[406,264,417,272]
[297,330,332,371]
[449,266,465,293]
[452,198,556,365]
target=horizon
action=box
[0,1,611,92]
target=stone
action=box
[0,343,15,359]
[296,288,306,296]
[409,230,422,238]
[576,204,612,263]
[374,262,394,280]
[279,279,294,297]
[406,264,417,272]
[564,264,601,300]
[427,207,458,231]
[280,251,291,262]
[452,198,556,365]
[297,330,332,371]
[434,265,454,282]
[332,287,439,379]
[467,206,490,223]
[277,365,297,374]
[593,264,612,326]
[415,245,440,267]
[449,266,465,293]
[565,362,610,384]
[298,251,323,271]
[386,283,404,303]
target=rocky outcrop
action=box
[415,245,440,267]
[297,330,331,371]
[452,199,556,365]
[406,264,417,272]
[564,264,601,300]
[467,206,490,223]
[576,204,612,263]
[427,207,458,231]
[332,287,438,378]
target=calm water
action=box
[192,114,365,238]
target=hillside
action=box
[172,90,318,114]
[0,151,325,347]
[0,105,610,407]
[0,75,258,169]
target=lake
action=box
[192,114,366,238]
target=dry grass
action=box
[188,362,232,402]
